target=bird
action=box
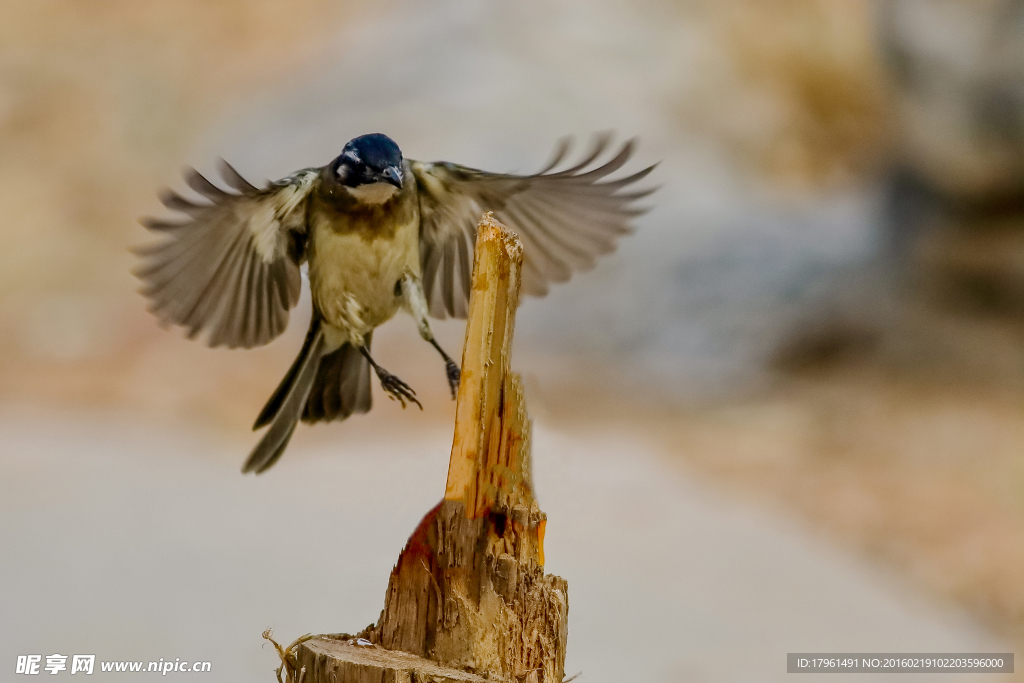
[134,132,655,474]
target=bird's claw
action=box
[445,360,461,399]
[379,371,422,410]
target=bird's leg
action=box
[399,273,461,398]
[429,337,461,398]
[358,346,422,410]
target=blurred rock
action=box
[880,0,1024,318]
[881,0,1024,199]
[777,0,1024,384]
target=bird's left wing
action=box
[134,163,319,348]
[410,135,655,319]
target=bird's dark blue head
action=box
[333,133,404,189]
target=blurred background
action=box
[2,1,1024,681]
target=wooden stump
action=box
[287,215,568,683]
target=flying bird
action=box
[135,133,654,473]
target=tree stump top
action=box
[299,638,489,683]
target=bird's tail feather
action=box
[252,318,324,431]
[301,332,373,423]
[243,318,325,474]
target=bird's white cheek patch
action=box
[347,182,399,205]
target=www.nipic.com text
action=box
[16,655,212,675]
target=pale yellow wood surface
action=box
[444,213,525,514]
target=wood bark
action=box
[291,215,568,683]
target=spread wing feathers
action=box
[411,134,656,319]
[134,163,319,348]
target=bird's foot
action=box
[378,370,422,410]
[445,360,461,399]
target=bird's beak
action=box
[382,165,403,188]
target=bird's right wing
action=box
[134,164,319,348]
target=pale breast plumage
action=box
[307,203,420,348]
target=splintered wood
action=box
[444,215,532,516]
[292,215,568,683]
